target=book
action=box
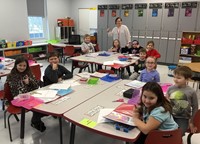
[104,103,135,126]
[90,72,108,78]
[56,88,73,96]
[125,80,146,89]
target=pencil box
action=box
[123,88,134,98]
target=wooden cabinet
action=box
[55,26,75,42]
[179,32,200,63]
[0,43,47,59]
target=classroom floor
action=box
[0,59,199,144]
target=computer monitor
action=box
[68,35,81,45]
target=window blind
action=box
[27,0,45,17]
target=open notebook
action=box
[104,103,135,126]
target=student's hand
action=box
[189,123,197,133]
[135,61,138,65]
[52,63,58,70]
[133,108,140,119]
[58,78,62,82]
[23,75,29,85]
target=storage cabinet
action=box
[179,32,200,63]
[55,26,75,41]
[0,43,47,59]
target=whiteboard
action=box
[78,8,97,35]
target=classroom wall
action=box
[47,0,70,40]
[70,0,200,31]
[0,0,29,41]
[0,0,70,42]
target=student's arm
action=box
[153,49,161,59]
[189,91,199,133]
[44,66,59,83]
[81,43,89,54]
[133,114,161,134]
[60,65,73,80]
[138,71,143,81]
[90,43,95,52]
[134,60,139,72]
[154,72,160,82]
[27,75,39,91]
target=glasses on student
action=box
[146,62,155,64]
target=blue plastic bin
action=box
[168,65,177,77]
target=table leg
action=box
[59,117,63,144]
[20,108,25,142]
[91,63,94,73]
[70,123,76,144]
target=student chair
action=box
[191,76,200,91]
[63,46,75,63]
[4,83,22,142]
[71,53,90,74]
[94,44,100,52]
[30,64,43,87]
[144,128,183,144]
[187,109,200,144]
[22,53,37,63]
[0,90,5,110]
[47,43,54,53]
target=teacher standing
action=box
[107,17,131,48]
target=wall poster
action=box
[138,9,143,17]
[112,10,116,17]
[124,10,129,17]
[185,8,192,17]
[100,10,104,17]
[152,9,158,17]
[168,8,174,17]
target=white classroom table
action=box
[63,80,140,144]
[70,52,138,74]
[19,76,122,144]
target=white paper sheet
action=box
[49,84,70,90]
[125,80,146,89]
[97,108,114,123]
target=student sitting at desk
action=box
[6,56,46,132]
[129,40,143,55]
[146,41,161,59]
[129,48,146,80]
[81,34,95,54]
[44,51,73,86]
[138,56,160,82]
[133,82,178,144]
[108,39,121,53]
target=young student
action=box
[6,56,46,132]
[44,51,73,86]
[166,66,198,135]
[138,56,160,82]
[108,39,121,52]
[133,82,178,144]
[81,34,95,54]
[129,48,146,80]
[146,41,161,59]
[129,40,143,55]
